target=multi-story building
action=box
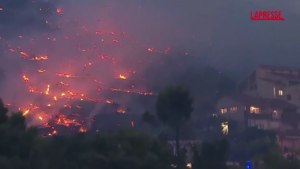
[217,94,297,128]
[217,65,300,150]
[238,64,300,108]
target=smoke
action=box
[0,0,59,38]
[0,0,299,128]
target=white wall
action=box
[247,119,280,130]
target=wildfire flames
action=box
[1,5,194,137]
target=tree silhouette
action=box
[192,139,229,169]
[143,85,193,168]
[0,99,8,124]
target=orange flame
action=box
[116,74,126,79]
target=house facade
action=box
[217,64,300,150]
[238,65,300,108]
[217,94,298,125]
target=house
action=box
[238,64,300,108]
[217,94,300,150]
[216,94,298,124]
[217,64,300,150]
[246,113,294,131]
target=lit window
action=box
[273,110,278,116]
[230,106,237,112]
[221,122,228,135]
[250,106,259,114]
[221,108,227,114]
[278,90,283,96]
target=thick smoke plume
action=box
[0,0,203,129]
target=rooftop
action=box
[259,77,286,86]
[259,64,300,72]
[270,72,300,81]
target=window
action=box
[230,106,237,112]
[287,94,292,101]
[278,90,283,96]
[248,119,252,126]
[250,106,260,114]
[221,122,228,135]
[273,110,278,116]
[273,110,279,119]
[221,108,227,114]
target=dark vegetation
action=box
[1,67,300,169]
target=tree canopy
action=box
[143,85,194,168]
[192,139,229,169]
[155,85,193,130]
[0,99,176,169]
[1,86,299,169]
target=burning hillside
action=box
[0,1,198,136]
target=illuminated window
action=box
[221,122,228,135]
[250,106,259,114]
[230,106,237,112]
[278,90,283,96]
[273,110,279,118]
[221,108,227,114]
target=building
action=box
[238,64,300,108]
[217,64,300,150]
[217,94,297,124]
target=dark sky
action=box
[1,0,299,70]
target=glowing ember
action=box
[0,5,194,137]
[116,74,126,79]
[30,56,48,61]
[22,75,29,82]
[116,109,125,113]
[20,51,29,58]
[23,110,29,116]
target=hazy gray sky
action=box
[1,0,299,70]
[60,0,300,71]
